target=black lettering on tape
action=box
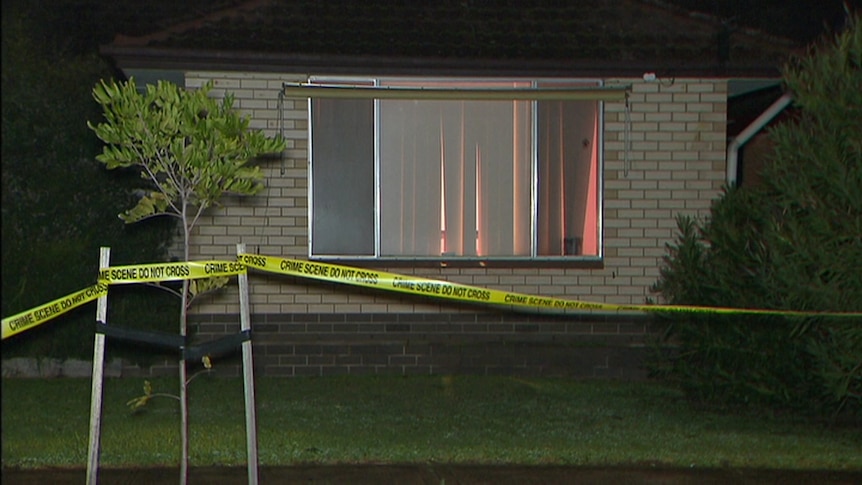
[392,277,415,290]
[205,262,227,274]
[9,313,35,331]
[280,260,304,273]
[242,254,267,267]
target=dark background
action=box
[2,0,856,59]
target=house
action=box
[101,0,801,378]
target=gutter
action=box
[101,45,786,79]
[726,93,793,185]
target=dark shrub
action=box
[651,13,861,420]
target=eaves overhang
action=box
[101,45,785,79]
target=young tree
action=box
[89,78,285,483]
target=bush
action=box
[1,3,178,364]
[650,14,861,420]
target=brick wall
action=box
[149,72,728,378]
[119,312,654,379]
[181,72,726,313]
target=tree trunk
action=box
[179,278,189,485]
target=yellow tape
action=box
[237,253,862,318]
[4,253,861,341]
[97,260,246,284]
[2,283,109,340]
[2,260,245,340]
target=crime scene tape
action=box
[4,254,861,341]
[97,260,246,284]
[235,253,862,319]
[2,283,109,340]
[2,261,247,340]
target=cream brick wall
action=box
[181,72,727,315]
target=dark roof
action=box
[104,0,801,78]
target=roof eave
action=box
[101,45,785,79]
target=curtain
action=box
[380,98,531,257]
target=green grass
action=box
[2,375,860,470]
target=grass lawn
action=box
[2,375,860,470]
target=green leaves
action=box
[89,78,286,224]
[650,15,862,420]
[189,276,229,299]
[119,191,171,223]
[126,380,154,412]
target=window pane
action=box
[308,78,602,260]
[537,100,600,256]
[310,98,375,255]
[379,97,531,257]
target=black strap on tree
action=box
[183,330,251,362]
[95,322,250,362]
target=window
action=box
[309,78,603,261]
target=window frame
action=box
[307,76,606,265]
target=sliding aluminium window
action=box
[309,78,603,261]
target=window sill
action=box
[310,257,604,270]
